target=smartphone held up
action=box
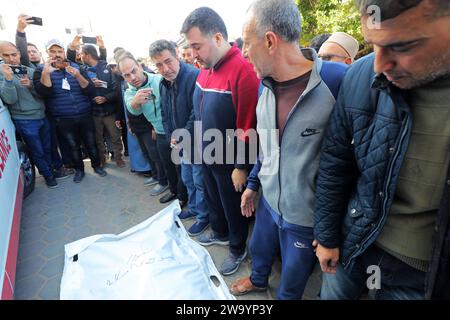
[28,16,43,26]
[51,59,70,70]
[82,36,97,44]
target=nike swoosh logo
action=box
[301,128,320,137]
[294,241,308,249]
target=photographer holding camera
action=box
[33,39,107,183]
[0,40,68,188]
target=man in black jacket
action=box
[80,45,125,168]
[33,39,107,183]
[150,39,207,235]
[314,0,450,299]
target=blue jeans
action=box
[181,162,209,223]
[156,134,187,201]
[320,244,426,300]
[250,197,317,300]
[13,118,53,178]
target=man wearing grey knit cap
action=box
[318,32,359,65]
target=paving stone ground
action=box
[15,157,321,300]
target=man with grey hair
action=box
[145,40,190,210]
[229,0,347,299]
[314,0,450,299]
[149,39,209,236]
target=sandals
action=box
[229,277,267,296]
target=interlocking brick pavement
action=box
[14,158,321,300]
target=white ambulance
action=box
[0,100,35,299]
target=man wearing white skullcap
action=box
[318,32,359,65]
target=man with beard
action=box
[33,39,107,183]
[0,41,68,188]
[314,0,450,299]
[181,7,259,275]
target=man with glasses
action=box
[318,32,359,65]
[0,41,68,188]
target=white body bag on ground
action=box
[60,201,235,299]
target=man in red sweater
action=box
[181,7,260,275]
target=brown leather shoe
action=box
[229,277,266,296]
[116,157,126,168]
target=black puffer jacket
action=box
[159,62,199,141]
[314,53,450,299]
[84,61,118,117]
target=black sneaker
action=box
[159,192,177,203]
[94,167,107,177]
[73,170,85,183]
[53,167,70,180]
[45,176,58,189]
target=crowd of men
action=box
[0,0,448,300]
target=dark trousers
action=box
[13,118,53,178]
[55,114,100,171]
[120,120,128,154]
[203,165,248,256]
[321,244,427,300]
[135,131,166,185]
[155,134,187,201]
[48,114,71,168]
[250,197,316,299]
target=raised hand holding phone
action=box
[28,16,43,26]
[82,36,97,44]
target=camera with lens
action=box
[9,65,28,75]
